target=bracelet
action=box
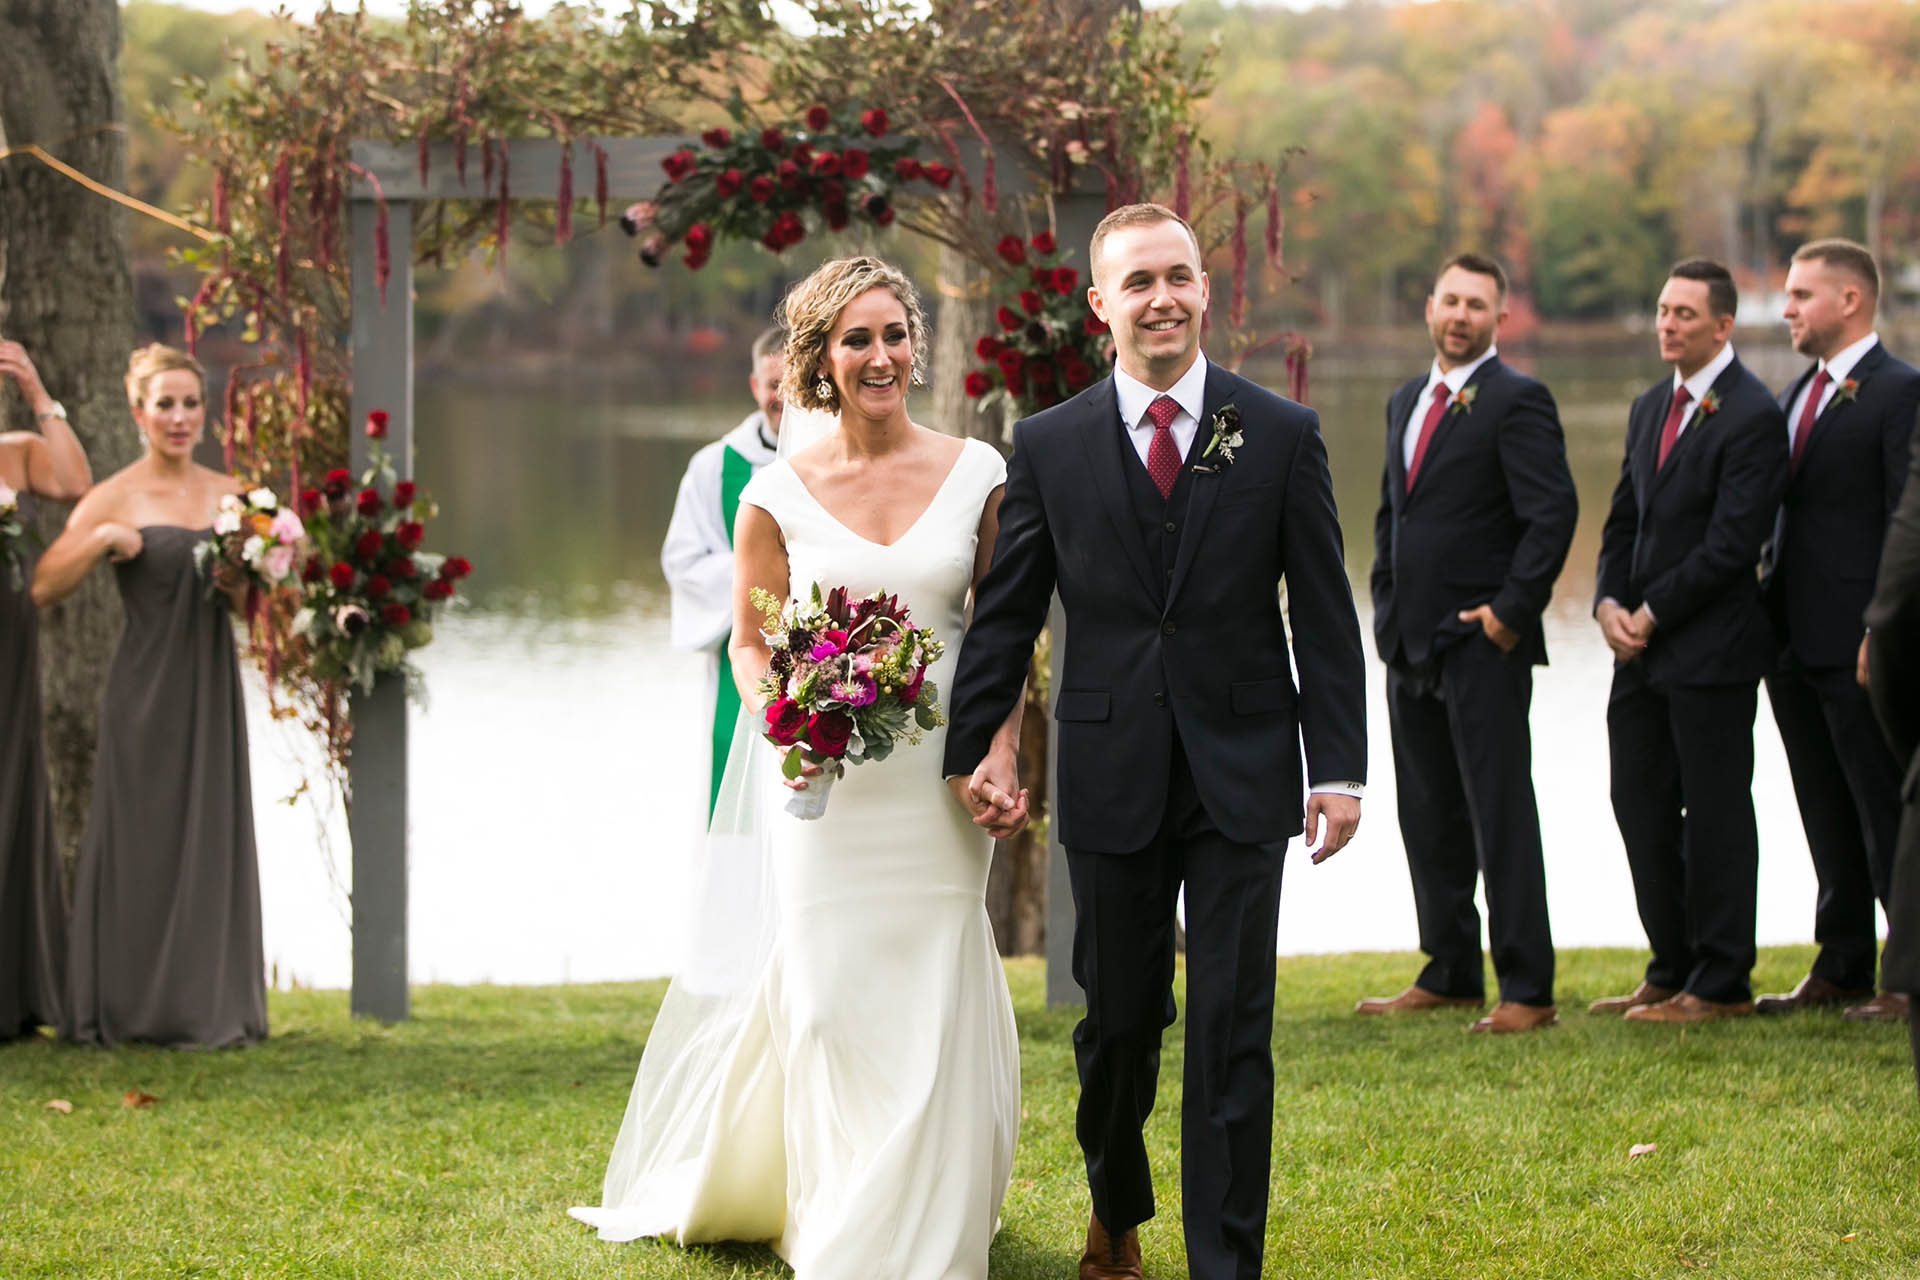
[35,402,67,423]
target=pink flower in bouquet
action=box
[806,710,853,757]
[830,673,878,707]
[809,629,850,660]
[269,508,304,543]
[900,664,928,703]
[262,544,295,583]
[765,697,807,746]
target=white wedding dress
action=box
[572,436,1020,1280]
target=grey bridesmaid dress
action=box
[63,524,267,1047]
[0,493,66,1038]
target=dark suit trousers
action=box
[1765,662,1904,989]
[1386,635,1555,1006]
[1607,678,1761,1002]
[1066,732,1283,1280]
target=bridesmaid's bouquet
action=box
[752,581,946,820]
[0,479,37,590]
[194,488,305,596]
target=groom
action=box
[944,203,1367,1280]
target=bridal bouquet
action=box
[1,479,37,590]
[752,581,945,820]
[193,487,305,598]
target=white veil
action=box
[573,402,843,1240]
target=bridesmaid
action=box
[34,344,268,1048]
[0,340,92,1040]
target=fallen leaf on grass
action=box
[1842,1233,1858,1242]
[1628,1142,1657,1159]
[46,1099,73,1114]
[121,1088,159,1109]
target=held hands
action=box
[949,745,1030,839]
[1457,604,1519,653]
[1303,793,1360,864]
[1595,599,1646,662]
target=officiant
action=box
[660,327,785,819]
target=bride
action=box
[571,256,1026,1278]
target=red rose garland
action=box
[967,231,1113,418]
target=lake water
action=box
[249,347,1853,990]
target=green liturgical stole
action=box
[710,444,753,820]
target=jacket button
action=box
[1153,691,1166,707]
[1164,521,1177,533]
[1163,621,1177,636]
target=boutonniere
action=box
[1696,388,1722,418]
[1194,404,1244,475]
[1834,377,1859,405]
[1448,384,1479,415]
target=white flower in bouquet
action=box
[242,533,267,565]
[213,494,245,536]
[247,487,278,511]
[0,480,16,516]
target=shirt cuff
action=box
[1309,781,1364,799]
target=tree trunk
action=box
[929,241,998,442]
[0,0,139,868]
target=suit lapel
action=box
[1650,358,1743,497]
[1077,378,1162,602]
[1164,363,1234,611]
[1385,377,1421,497]
[1799,342,1886,474]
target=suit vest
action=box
[1121,430,1199,601]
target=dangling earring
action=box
[910,367,925,387]
[816,377,833,402]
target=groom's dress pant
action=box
[1386,634,1555,1006]
[1067,731,1283,1280]
[1607,668,1761,1003]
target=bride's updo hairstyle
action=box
[125,343,206,409]
[777,256,929,413]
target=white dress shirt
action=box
[1110,353,1362,802]
[1786,330,1878,449]
[1114,352,1209,466]
[1403,345,1500,472]
[1665,341,1737,444]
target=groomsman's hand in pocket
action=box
[1457,603,1519,653]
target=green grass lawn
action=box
[5,946,1916,1279]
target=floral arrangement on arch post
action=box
[620,101,954,268]
[292,410,471,694]
[965,230,1113,420]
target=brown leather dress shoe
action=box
[1842,991,1912,1022]
[1754,974,1872,1014]
[1080,1213,1143,1280]
[1622,992,1754,1023]
[1586,982,1678,1015]
[1469,1001,1559,1033]
[1355,984,1484,1015]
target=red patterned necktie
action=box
[1145,394,1182,499]
[1790,367,1832,470]
[1404,382,1451,492]
[1655,384,1692,470]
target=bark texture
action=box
[0,0,139,867]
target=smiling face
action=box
[820,286,914,422]
[1655,276,1733,379]
[132,368,206,461]
[1782,258,1859,361]
[1426,265,1505,370]
[1087,219,1210,389]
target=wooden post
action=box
[347,191,413,1021]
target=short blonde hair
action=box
[1089,202,1203,287]
[125,344,206,408]
[777,257,928,412]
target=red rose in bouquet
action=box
[805,710,853,758]
[765,697,808,746]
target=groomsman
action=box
[1590,259,1788,1023]
[660,328,784,818]
[1357,253,1576,1033]
[1757,240,1919,1022]
[1863,405,1920,1099]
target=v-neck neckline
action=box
[788,442,971,549]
